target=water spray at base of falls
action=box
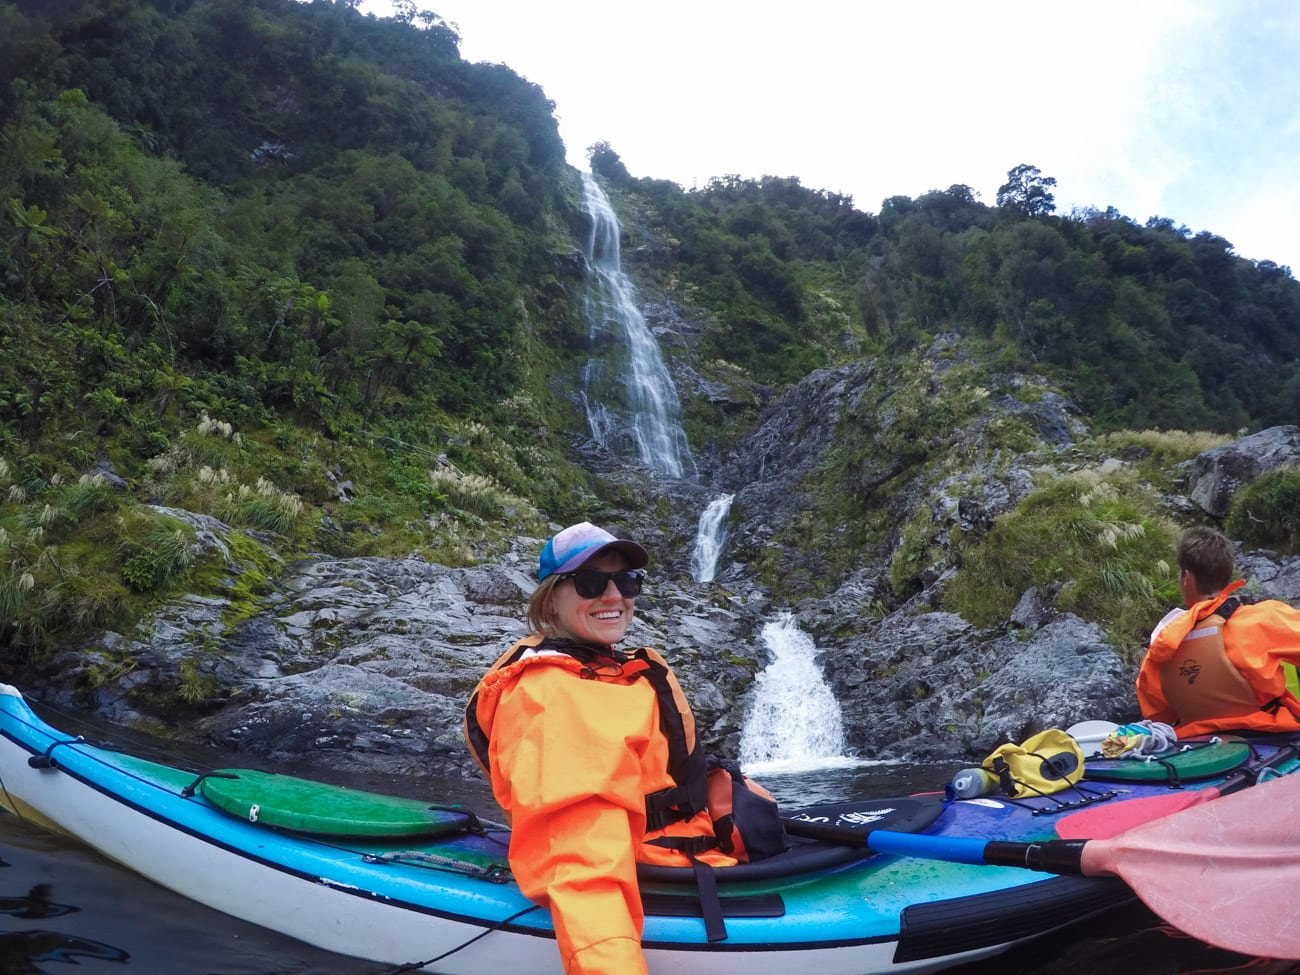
[739,612,869,775]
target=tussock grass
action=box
[1087,429,1233,494]
[1227,467,1300,555]
[118,513,197,592]
[62,473,120,518]
[1094,428,1231,460]
[0,568,36,636]
[46,571,131,632]
[945,468,1181,658]
[219,477,305,535]
[428,467,518,520]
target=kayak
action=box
[1,683,1296,974]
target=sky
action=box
[356,1,1300,274]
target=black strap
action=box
[647,834,717,857]
[641,891,784,919]
[180,769,241,797]
[690,855,727,942]
[628,650,708,829]
[644,783,695,831]
[1153,758,1184,789]
[645,833,728,940]
[26,736,84,770]
[989,756,1017,796]
[1213,597,1287,719]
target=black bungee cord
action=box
[377,902,542,974]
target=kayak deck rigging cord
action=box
[378,903,541,974]
[364,848,511,883]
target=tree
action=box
[997,164,1057,217]
[587,141,631,183]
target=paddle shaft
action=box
[789,773,1300,959]
[788,741,1300,849]
[783,818,1088,873]
[1055,740,1300,839]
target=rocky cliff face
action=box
[22,187,1300,780]
[27,342,1300,780]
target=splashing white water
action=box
[739,613,854,773]
[578,173,696,479]
[691,493,734,583]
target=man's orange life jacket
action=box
[1137,581,1300,738]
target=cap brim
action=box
[553,540,648,576]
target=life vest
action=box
[464,636,786,945]
[1139,582,1300,737]
[465,635,709,833]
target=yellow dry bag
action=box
[980,728,1085,799]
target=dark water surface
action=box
[2,705,1295,975]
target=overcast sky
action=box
[356,1,1300,274]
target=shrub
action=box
[44,571,131,634]
[428,467,520,520]
[178,656,217,703]
[1226,467,1300,555]
[120,523,195,592]
[945,469,1180,657]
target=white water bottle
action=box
[950,767,998,799]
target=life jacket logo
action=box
[1178,659,1201,685]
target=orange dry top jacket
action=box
[463,635,735,975]
[465,635,711,832]
[1136,581,1300,738]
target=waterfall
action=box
[739,613,856,772]
[579,173,696,480]
[691,493,734,583]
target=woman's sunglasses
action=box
[560,569,645,599]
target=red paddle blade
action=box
[1055,787,1219,840]
[1080,772,1300,959]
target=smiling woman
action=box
[463,521,741,975]
[530,521,649,645]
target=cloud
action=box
[360,0,1300,272]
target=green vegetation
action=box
[0,0,588,657]
[0,462,184,652]
[617,168,1300,433]
[944,470,1182,660]
[1227,468,1300,556]
[1089,429,1233,470]
[1,0,1298,672]
[771,343,1046,599]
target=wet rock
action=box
[1185,424,1300,517]
[23,415,1300,782]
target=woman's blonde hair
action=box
[527,575,564,634]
